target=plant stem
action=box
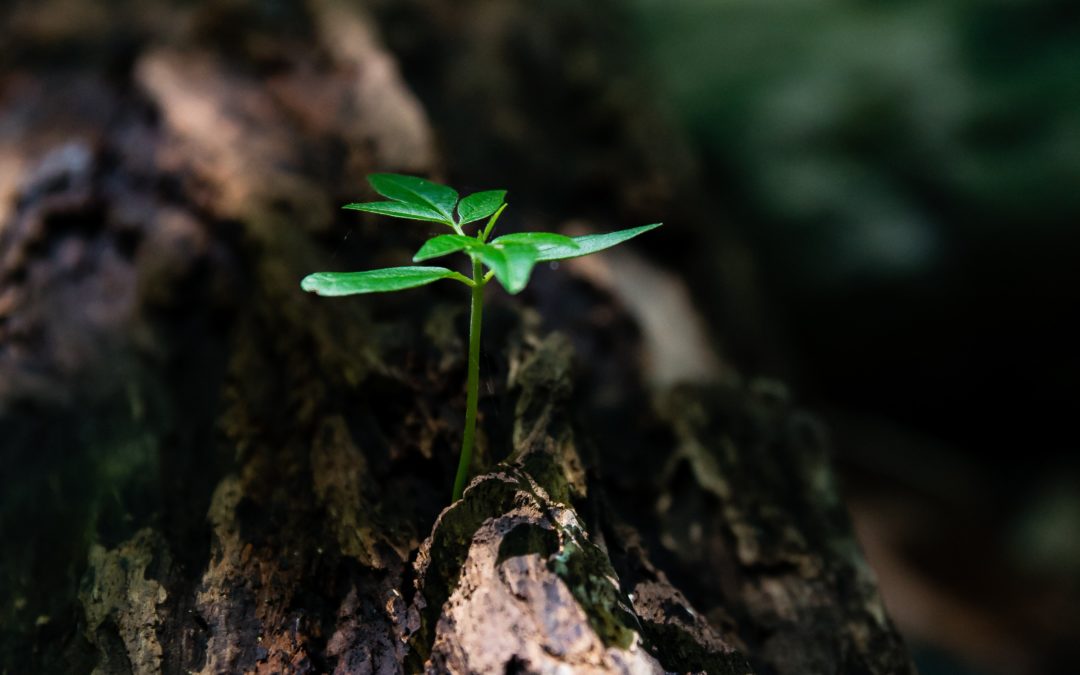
[453,258,484,501]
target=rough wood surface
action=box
[1,1,913,673]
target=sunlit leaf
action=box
[343,201,448,224]
[368,173,458,223]
[492,232,579,249]
[533,223,663,261]
[413,235,479,262]
[457,190,507,225]
[301,266,458,296]
[472,242,540,294]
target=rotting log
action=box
[0,1,913,673]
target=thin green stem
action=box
[447,271,475,287]
[481,203,507,241]
[453,258,484,501]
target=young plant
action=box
[301,173,660,501]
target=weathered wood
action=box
[0,1,913,673]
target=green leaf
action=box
[492,232,580,249]
[457,190,507,225]
[472,243,539,294]
[343,201,448,224]
[413,234,479,262]
[534,223,663,262]
[368,173,458,223]
[301,266,458,296]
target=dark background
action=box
[634,2,1080,672]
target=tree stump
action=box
[0,1,913,673]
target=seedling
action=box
[302,174,660,501]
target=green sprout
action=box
[301,174,661,501]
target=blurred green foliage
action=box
[630,0,1080,284]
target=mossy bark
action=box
[1,1,912,673]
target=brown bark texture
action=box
[0,1,914,673]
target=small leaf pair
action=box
[343,173,504,227]
[302,173,661,501]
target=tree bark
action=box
[0,1,913,673]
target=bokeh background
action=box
[629,3,1080,672]
[626,3,1080,673]
[3,0,1078,673]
